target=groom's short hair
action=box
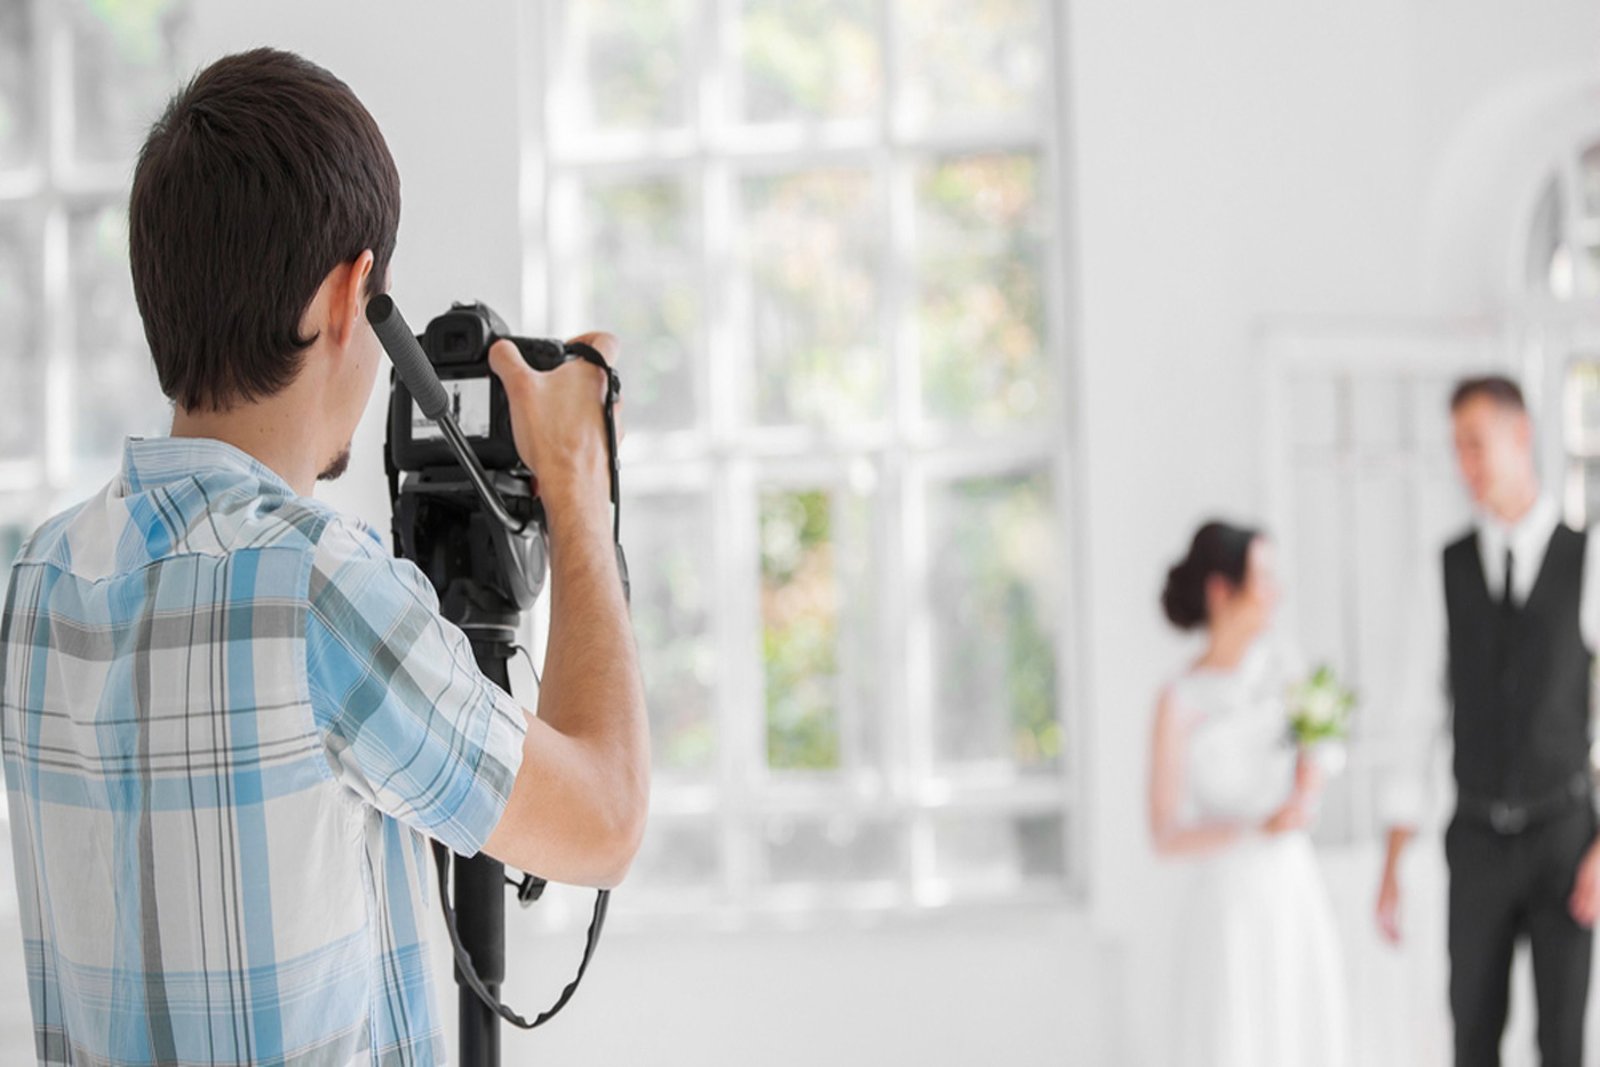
[1450,375,1526,415]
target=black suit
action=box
[1443,524,1595,1067]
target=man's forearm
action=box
[1382,825,1414,878]
[536,485,649,812]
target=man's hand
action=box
[1376,826,1413,946]
[487,331,621,517]
[1376,867,1403,945]
[1569,837,1600,928]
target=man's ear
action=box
[329,250,376,348]
[1513,409,1534,450]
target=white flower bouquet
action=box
[1286,665,1355,776]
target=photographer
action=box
[0,47,648,1067]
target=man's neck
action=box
[171,402,320,497]
[1488,481,1541,531]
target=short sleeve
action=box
[305,517,528,856]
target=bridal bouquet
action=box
[1286,665,1355,746]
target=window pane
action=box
[764,814,905,884]
[915,152,1048,426]
[557,0,694,135]
[1525,178,1572,299]
[1566,361,1600,457]
[629,819,721,889]
[623,489,718,776]
[68,203,166,465]
[1351,377,1403,449]
[1408,375,1457,458]
[67,0,185,168]
[760,483,881,773]
[576,176,699,432]
[895,0,1047,129]
[1287,374,1340,450]
[926,470,1059,773]
[740,168,886,428]
[735,0,882,124]
[1578,459,1600,529]
[1581,143,1600,220]
[931,811,1065,890]
[1582,244,1600,300]
[0,212,41,465]
[1289,464,1348,675]
[0,0,37,171]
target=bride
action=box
[1149,520,1349,1067]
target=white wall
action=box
[1069,2,1600,1064]
[0,3,1574,1065]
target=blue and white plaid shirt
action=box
[0,436,528,1066]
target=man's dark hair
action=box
[1450,374,1526,414]
[130,47,400,412]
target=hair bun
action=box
[1161,558,1208,631]
[1160,520,1261,632]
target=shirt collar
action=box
[117,435,298,499]
[1477,495,1560,561]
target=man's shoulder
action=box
[13,498,94,571]
[14,479,385,584]
[1442,526,1478,557]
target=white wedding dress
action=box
[1167,640,1350,1067]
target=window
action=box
[529,0,1077,914]
[0,0,181,516]
[1525,143,1600,303]
[1525,136,1600,525]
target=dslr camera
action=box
[387,300,585,474]
[383,299,599,626]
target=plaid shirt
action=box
[0,436,528,1066]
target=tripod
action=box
[371,294,622,1067]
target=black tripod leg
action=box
[456,850,506,1067]
[457,641,514,1067]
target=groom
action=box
[1376,375,1600,1067]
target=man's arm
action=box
[481,333,650,889]
[1563,523,1600,927]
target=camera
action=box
[387,300,581,474]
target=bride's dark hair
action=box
[1161,521,1261,631]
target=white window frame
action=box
[516,0,1085,921]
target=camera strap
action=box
[432,842,610,1030]
[434,338,627,1031]
[562,340,624,544]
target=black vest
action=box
[1444,524,1592,801]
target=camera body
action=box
[387,300,578,474]
[384,300,582,625]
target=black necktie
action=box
[1502,547,1515,610]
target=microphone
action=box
[367,293,450,420]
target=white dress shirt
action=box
[1379,497,1600,829]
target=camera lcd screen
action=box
[413,378,493,440]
